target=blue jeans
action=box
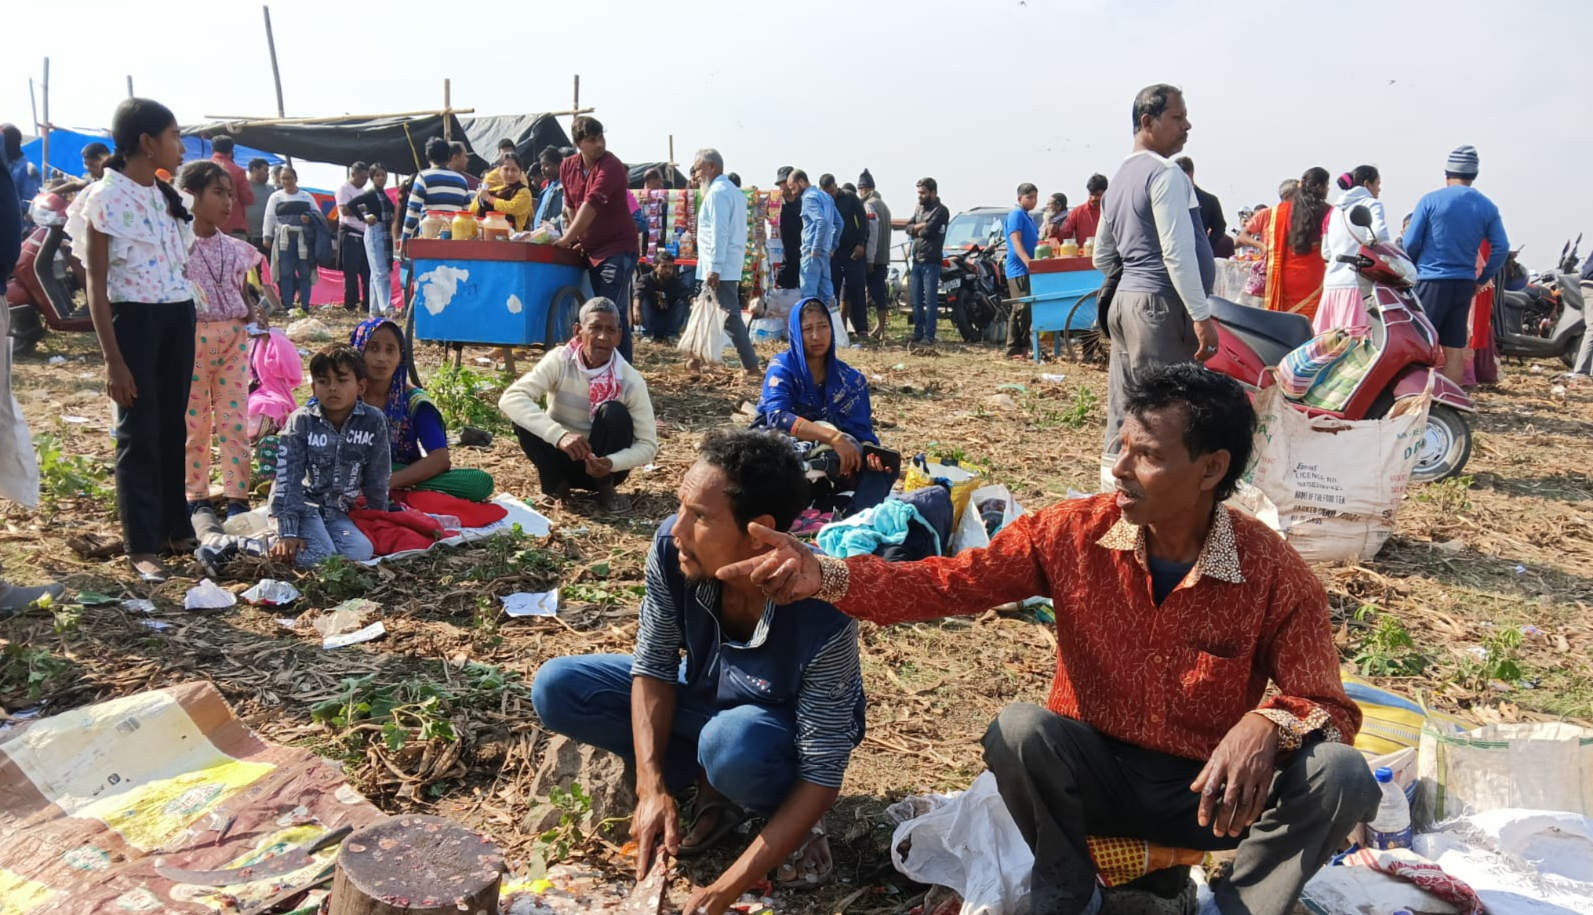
[364,223,392,316]
[291,505,373,568]
[641,291,687,341]
[911,262,941,341]
[799,252,834,305]
[532,654,800,815]
[589,252,638,362]
[276,234,315,309]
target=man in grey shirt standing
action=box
[1093,84,1218,453]
[858,169,893,340]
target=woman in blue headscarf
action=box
[350,317,494,501]
[754,298,880,478]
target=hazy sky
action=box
[6,0,1587,270]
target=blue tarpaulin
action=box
[21,128,282,179]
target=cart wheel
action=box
[403,297,423,388]
[1063,291,1100,362]
[544,285,585,346]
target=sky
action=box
[6,0,1588,271]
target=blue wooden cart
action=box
[402,239,591,381]
[1011,256,1104,363]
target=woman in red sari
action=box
[1260,167,1331,321]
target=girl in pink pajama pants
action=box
[180,162,270,519]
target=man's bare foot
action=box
[774,824,834,889]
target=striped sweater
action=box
[400,168,472,241]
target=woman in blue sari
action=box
[350,317,494,501]
[754,298,884,481]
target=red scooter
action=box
[5,190,92,355]
[1206,205,1474,483]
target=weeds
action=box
[0,643,72,700]
[525,782,629,878]
[311,663,519,752]
[1456,626,1525,691]
[428,365,511,435]
[35,433,114,514]
[1351,605,1429,677]
[302,555,376,603]
[465,525,561,582]
[563,583,643,606]
[1022,386,1098,431]
[1416,474,1474,514]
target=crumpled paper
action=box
[184,578,237,611]
[310,598,380,638]
[323,621,386,650]
[501,591,559,618]
[243,579,301,606]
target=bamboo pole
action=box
[262,5,290,165]
[201,109,476,125]
[443,79,451,140]
[126,75,134,98]
[40,59,50,183]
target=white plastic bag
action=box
[890,772,1032,915]
[1418,722,1593,825]
[949,485,1023,554]
[1414,809,1593,915]
[678,291,730,364]
[1232,382,1428,563]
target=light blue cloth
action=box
[816,498,940,559]
[800,185,837,257]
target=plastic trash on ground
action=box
[322,621,386,650]
[184,578,237,611]
[242,579,301,606]
[310,598,379,638]
[501,591,559,618]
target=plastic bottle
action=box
[1366,767,1412,849]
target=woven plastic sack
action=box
[1300,336,1378,412]
[1418,722,1593,827]
[904,456,986,528]
[1277,329,1354,399]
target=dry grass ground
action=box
[3,308,1590,911]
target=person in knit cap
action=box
[857,169,894,340]
[1402,145,1509,384]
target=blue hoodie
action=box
[753,300,878,445]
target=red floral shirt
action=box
[836,494,1359,761]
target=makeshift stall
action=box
[403,238,589,380]
[1016,256,1104,363]
[634,187,771,296]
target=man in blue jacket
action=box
[1403,146,1509,384]
[532,428,864,909]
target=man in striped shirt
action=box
[399,136,471,253]
[532,428,864,908]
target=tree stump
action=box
[328,815,504,915]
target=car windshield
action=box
[943,212,1006,250]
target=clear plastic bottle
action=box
[1366,767,1412,849]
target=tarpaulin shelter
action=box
[183,113,570,177]
[627,162,689,189]
[20,127,281,179]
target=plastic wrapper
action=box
[242,579,301,607]
[184,578,237,611]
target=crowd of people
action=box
[0,79,1566,915]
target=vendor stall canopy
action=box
[20,127,282,178]
[182,113,571,177]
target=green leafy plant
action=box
[34,434,113,513]
[1456,626,1525,691]
[1415,474,1474,514]
[524,781,630,877]
[562,583,643,606]
[311,664,518,752]
[304,555,376,603]
[0,644,72,700]
[465,525,560,583]
[1059,386,1098,429]
[1351,605,1429,677]
[1022,386,1098,431]
[427,365,511,435]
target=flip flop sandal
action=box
[676,799,750,858]
[774,823,834,891]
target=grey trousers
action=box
[1104,290,1197,452]
[713,281,760,372]
[1572,317,1593,376]
[982,703,1380,915]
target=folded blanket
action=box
[349,506,450,556]
[395,490,509,528]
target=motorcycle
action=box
[941,241,1004,343]
[5,191,92,354]
[1206,204,1475,483]
[1494,243,1585,366]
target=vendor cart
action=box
[1011,256,1104,363]
[403,239,591,383]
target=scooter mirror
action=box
[1349,205,1373,229]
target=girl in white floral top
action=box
[66,98,195,584]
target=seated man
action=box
[635,250,689,344]
[532,428,864,908]
[723,364,1378,915]
[498,297,658,511]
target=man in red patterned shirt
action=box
[721,365,1378,915]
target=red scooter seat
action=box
[1209,296,1314,367]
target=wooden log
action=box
[327,815,503,915]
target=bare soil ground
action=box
[3,308,1591,912]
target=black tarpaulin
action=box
[626,162,689,189]
[458,114,571,171]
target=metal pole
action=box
[126,75,134,98]
[443,78,451,140]
[573,75,579,116]
[262,5,291,166]
[41,58,50,182]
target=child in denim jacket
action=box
[269,345,390,567]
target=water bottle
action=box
[1366,766,1412,849]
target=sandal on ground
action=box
[774,822,834,891]
[676,798,750,858]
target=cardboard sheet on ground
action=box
[356,493,551,566]
[0,681,384,913]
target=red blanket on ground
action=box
[395,490,508,528]
[349,492,509,557]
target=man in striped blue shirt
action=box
[399,136,471,252]
[532,428,864,907]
